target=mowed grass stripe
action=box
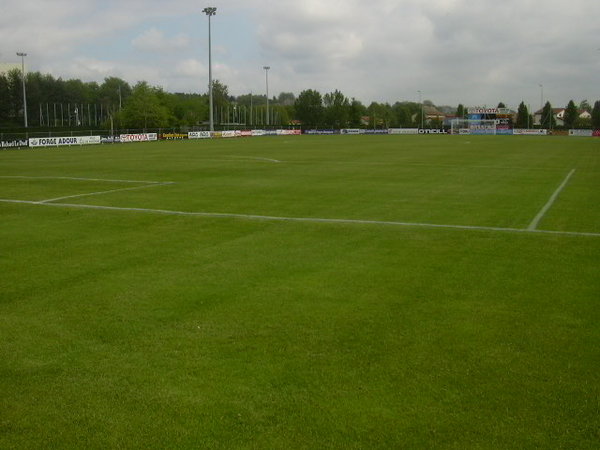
[1,197,600,238]
[1,135,599,448]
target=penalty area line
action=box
[528,169,576,231]
[1,198,599,238]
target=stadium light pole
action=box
[203,7,217,132]
[417,90,423,129]
[263,66,270,126]
[539,83,543,110]
[16,52,28,128]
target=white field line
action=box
[528,169,576,231]
[224,155,282,163]
[38,182,174,203]
[0,175,171,184]
[1,198,599,238]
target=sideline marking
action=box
[225,155,282,163]
[0,175,171,184]
[1,198,598,238]
[38,182,174,203]
[528,169,576,231]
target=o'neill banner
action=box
[120,133,158,143]
[29,136,101,147]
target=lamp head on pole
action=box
[202,7,216,16]
[17,52,27,57]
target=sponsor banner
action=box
[459,129,471,135]
[276,129,301,135]
[160,133,187,140]
[120,133,158,143]
[1,139,29,149]
[188,131,211,139]
[513,129,548,136]
[468,108,498,114]
[569,129,593,137]
[496,128,513,135]
[341,129,364,135]
[388,128,419,135]
[101,136,121,143]
[29,136,101,147]
[263,130,278,136]
[251,129,265,136]
[303,129,338,135]
[221,130,237,138]
[240,130,253,137]
[418,129,448,134]
[364,129,389,135]
[593,130,600,137]
[289,129,301,135]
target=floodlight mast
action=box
[417,90,423,129]
[203,7,217,132]
[263,66,270,126]
[16,52,28,128]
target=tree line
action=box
[1,68,599,130]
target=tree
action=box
[540,101,556,129]
[497,102,506,109]
[277,92,296,106]
[592,101,600,129]
[515,102,530,128]
[563,100,578,129]
[323,90,350,128]
[579,99,591,112]
[348,98,366,127]
[456,104,465,119]
[294,89,323,128]
[120,82,170,128]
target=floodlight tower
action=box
[203,7,217,131]
[417,90,423,129]
[263,66,270,126]
[16,52,28,128]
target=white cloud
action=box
[1,0,599,107]
[132,28,190,53]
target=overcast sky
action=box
[1,0,598,110]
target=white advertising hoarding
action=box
[513,129,548,136]
[29,136,101,147]
[119,133,158,143]
[188,131,211,139]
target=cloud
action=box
[132,28,190,53]
[1,0,599,108]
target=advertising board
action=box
[303,130,338,135]
[160,133,187,140]
[221,130,238,138]
[251,130,265,136]
[120,133,158,143]
[569,129,593,137]
[418,129,448,134]
[513,129,547,136]
[363,129,389,135]
[593,130,600,137]
[341,129,363,135]
[240,130,253,137]
[388,128,419,135]
[29,136,101,147]
[1,139,29,149]
[188,131,211,139]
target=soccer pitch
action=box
[1,135,598,448]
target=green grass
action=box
[1,135,599,448]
